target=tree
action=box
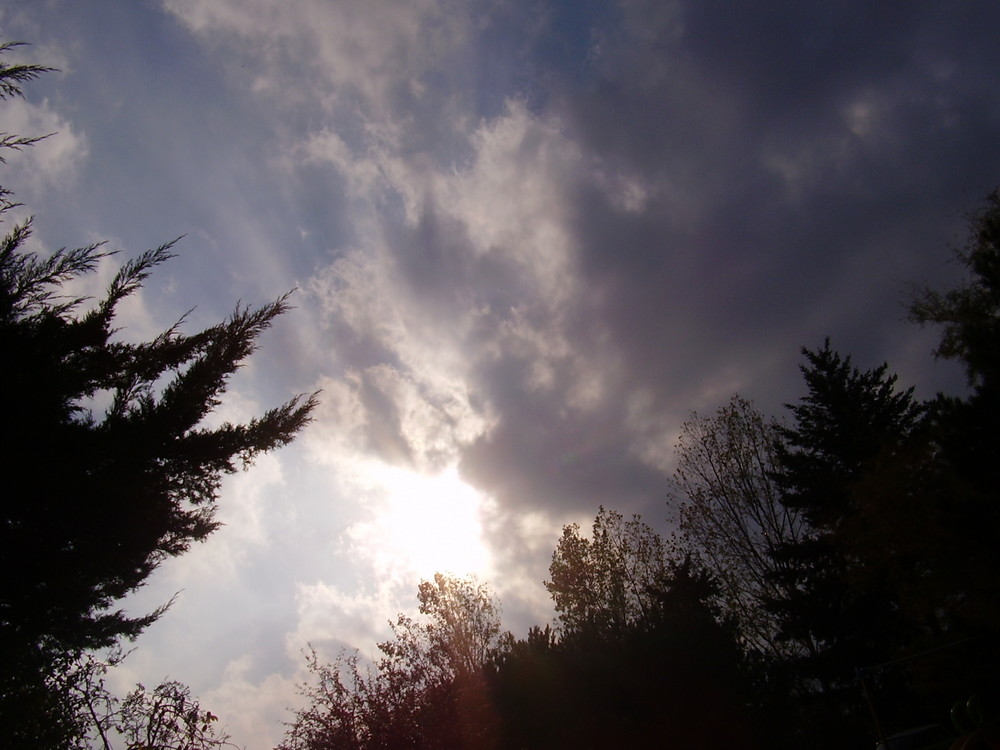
[496,518,758,750]
[765,342,927,748]
[0,41,54,167]
[899,190,1000,723]
[0,41,317,746]
[280,574,503,750]
[910,189,1000,394]
[909,190,1000,634]
[545,507,668,641]
[670,395,806,657]
[0,236,317,649]
[0,647,235,750]
[74,651,235,750]
[414,573,502,676]
[775,340,925,529]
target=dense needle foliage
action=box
[0,41,316,747]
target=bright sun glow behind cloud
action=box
[345,462,494,581]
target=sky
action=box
[3,1,999,747]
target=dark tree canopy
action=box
[285,532,759,750]
[901,191,1000,725]
[503,513,757,750]
[280,574,503,750]
[545,507,668,641]
[775,340,925,530]
[671,395,805,658]
[909,192,1000,612]
[0,232,317,653]
[761,344,925,739]
[760,325,1000,748]
[0,41,316,747]
[910,189,1000,393]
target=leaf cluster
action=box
[281,574,502,750]
[545,507,668,640]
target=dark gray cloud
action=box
[6,2,998,746]
[554,0,999,386]
[420,0,1000,527]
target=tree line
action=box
[4,39,1000,749]
[277,168,1000,750]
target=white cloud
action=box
[289,577,403,662]
[164,0,476,120]
[202,655,301,750]
[2,96,87,198]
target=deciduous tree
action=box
[75,651,235,750]
[280,574,502,750]
[545,507,668,640]
[671,395,806,656]
[499,516,758,749]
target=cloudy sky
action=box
[4,0,999,746]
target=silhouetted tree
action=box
[72,651,235,750]
[495,525,758,750]
[0,41,54,166]
[895,190,1000,729]
[911,190,1000,394]
[0,41,316,747]
[909,189,1000,634]
[280,574,502,750]
[764,342,926,748]
[283,525,760,749]
[671,395,807,657]
[545,507,668,641]
[0,232,317,647]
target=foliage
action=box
[75,652,234,750]
[545,507,668,640]
[774,339,925,529]
[671,395,806,656]
[0,40,316,747]
[0,648,234,750]
[908,190,1000,635]
[0,230,317,652]
[0,41,55,173]
[497,529,758,749]
[285,519,759,749]
[0,41,54,100]
[910,189,1000,392]
[895,190,1000,733]
[762,343,935,748]
[0,38,316,653]
[414,573,502,676]
[0,647,94,750]
[280,574,502,750]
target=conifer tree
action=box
[765,342,925,747]
[0,40,317,746]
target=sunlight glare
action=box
[351,463,493,580]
